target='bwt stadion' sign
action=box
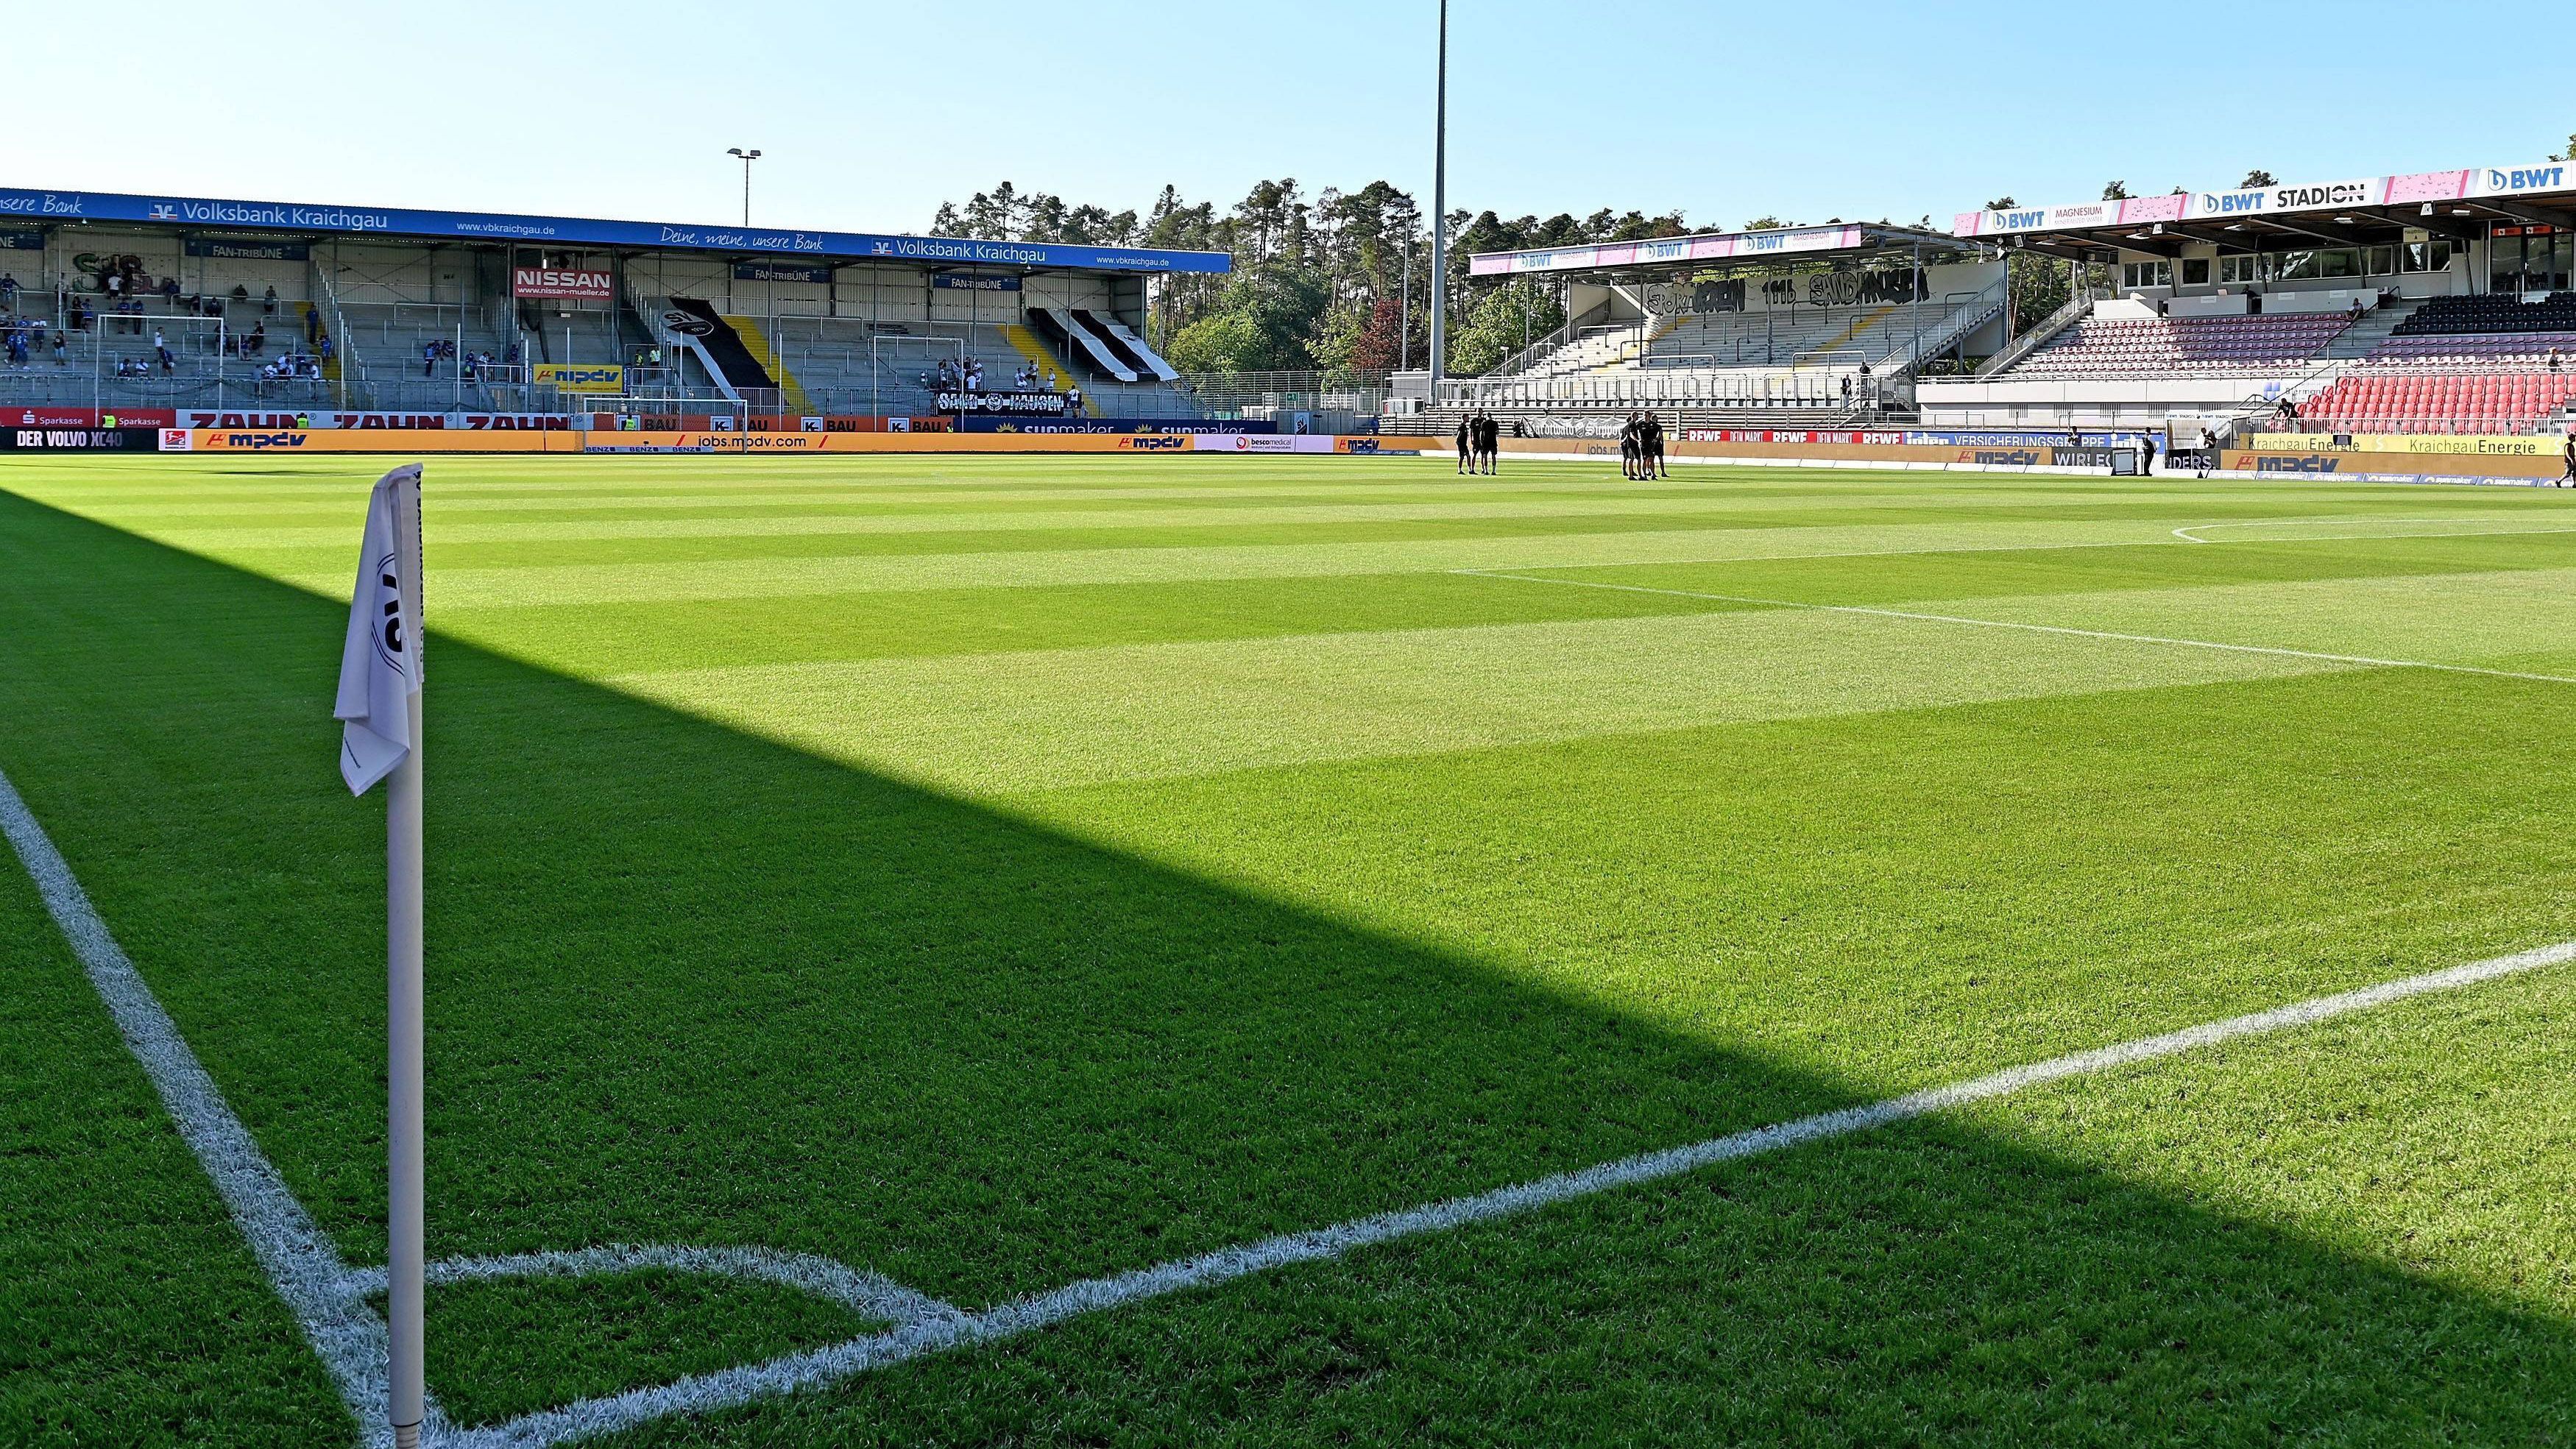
[1953,164,2576,238]
[0,186,1231,274]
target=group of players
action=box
[1616,410,1668,479]
[1455,408,1669,478]
[1453,411,1503,474]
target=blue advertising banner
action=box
[733,261,835,283]
[933,271,1023,291]
[0,187,1233,275]
[184,238,311,261]
[957,417,1277,435]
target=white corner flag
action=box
[336,464,425,795]
[335,463,429,1449]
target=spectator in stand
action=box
[318,333,334,365]
[51,327,66,366]
[2551,347,2564,374]
[262,285,277,315]
[307,306,322,345]
[105,269,123,305]
[423,339,439,378]
[0,272,15,308]
[503,341,519,368]
[1066,385,1083,415]
[162,277,180,306]
[247,322,266,355]
[2276,395,2298,425]
[230,283,250,305]
[154,328,173,374]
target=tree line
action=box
[933,178,1701,378]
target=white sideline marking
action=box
[0,765,447,1448]
[1451,569,2576,688]
[2171,517,2576,545]
[13,756,2576,1446]
[447,935,2576,1449]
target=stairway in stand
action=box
[1000,324,1097,414]
[721,315,812,414]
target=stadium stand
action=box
[2391,292,2576,336]
[2296,370,2576,433]
[2001,313,2360,379]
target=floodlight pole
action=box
[1427,0,1448,391]
[728,148,762,227]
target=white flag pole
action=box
[337,463,428,1447]
[387,673,424,1448]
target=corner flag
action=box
[336,463,429,1448]
[336,464,424,795]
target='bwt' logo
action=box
[2489,166,2566,192]
[2199,191,2268,216]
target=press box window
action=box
[2179,258,2211,286]
[2120,261,2173,289]
[2218,254,2260,283]
[2401,241,2454,273]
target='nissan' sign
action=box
[512,267,614,301]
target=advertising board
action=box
[512,267,614,301]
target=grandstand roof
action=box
[1953,163,2576,257]
[1467,222,1972,280]
[0,185,1231,275]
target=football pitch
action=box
[7,453,2576,1447]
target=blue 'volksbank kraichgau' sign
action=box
[933,271,1022,291]
[0,187,1233,275]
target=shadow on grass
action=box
[1,479,2569,1445]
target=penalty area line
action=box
[448,938,2576,1448]
[1451,568,2576,689]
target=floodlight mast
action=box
[1427,0,1448,386]
[727,148,762,227]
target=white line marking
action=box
[15,755,2576,1447]
[445,938,2576,1448]
[0,764,442,1449]
[1451,570,2576,688]
[2171,517,2576,545]
[342,1245,964,1331]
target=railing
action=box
[1976,287,2111,377]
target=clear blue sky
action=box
[26,0,2572,237]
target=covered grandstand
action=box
[0,185,1226,428]
[1401,222,2006,433]
[1928,161,2576,438]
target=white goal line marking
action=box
[10,756,2575,1447]
[1451,569,2576,688]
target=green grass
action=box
[3,454,2575,1446]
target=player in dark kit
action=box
[1475,411,1500,474]
[1455,416,1473,475]
[1617,412,1641,478]
[1641,412,1668,479]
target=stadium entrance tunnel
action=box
[2,475,2574,1445]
